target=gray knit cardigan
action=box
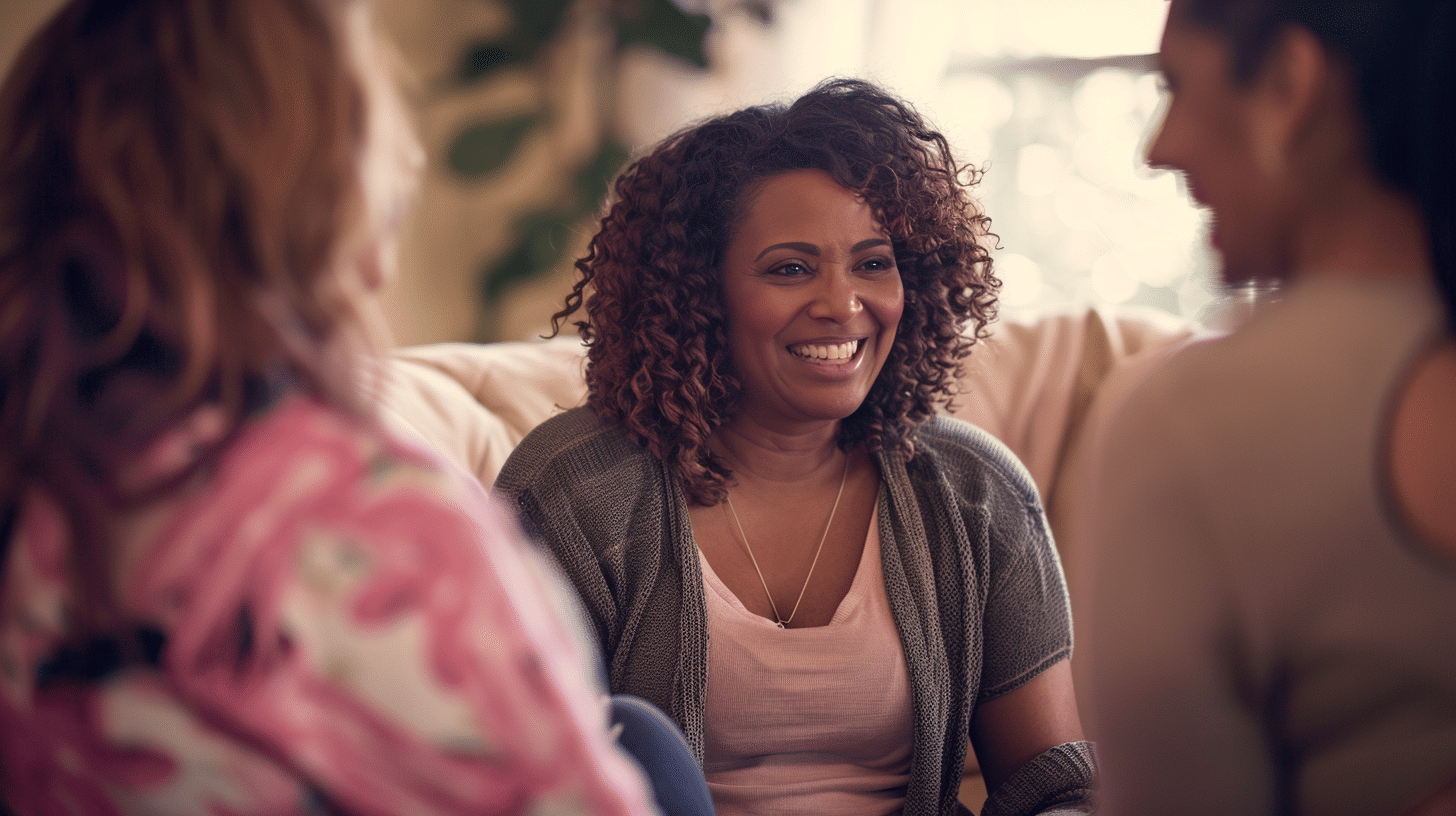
[496,408,1095,816]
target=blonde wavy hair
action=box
[0,0,390,630]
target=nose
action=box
[1145,127,1172,173]
[1143,101,1175,172]
[807,265,863,323]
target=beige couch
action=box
[376,307,1200,809]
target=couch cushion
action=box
[950,306,1198,510]
[382,338,588,485]
[381,309,1199,501]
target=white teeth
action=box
[790,340,858,361]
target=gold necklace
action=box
[722,454,850,628]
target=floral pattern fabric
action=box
[0,397,655,816]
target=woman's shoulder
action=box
[163,397,512,564]
[494,406,653,493]
[512,405,617,449]
[228,395,453,490]
[1122,274,1443,436]
[493,408,673,576]
[1102,275,1444,487]
[906,415,1042,508]
[103,395,530,639]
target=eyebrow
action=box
[754,238,891,261]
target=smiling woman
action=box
[720,168,905,430]
[496,78,1096,816]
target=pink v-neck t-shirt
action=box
[699,506,914,815]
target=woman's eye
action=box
[771,262,811,277]
[861,257,894,272]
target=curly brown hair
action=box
[555,78,997,506]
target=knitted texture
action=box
[496,408,1075,816]
[980,741,1098,816]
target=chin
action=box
[796,394,874,424]
[1216,252,1285,287]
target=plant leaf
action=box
[616,0,712,69]
[482,213,576,303]
[447,115,538,178]
[574,140,631,216]
[457,42,528,84]
[499,0,576,47]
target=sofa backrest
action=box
[381,308,1198,515]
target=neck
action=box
[1289,171,1432,283]
[713,414,846,485]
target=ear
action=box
[1246,25,1333,177]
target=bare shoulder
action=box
[1387,339,1456,560]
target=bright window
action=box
[623,0,1215,321]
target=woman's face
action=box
[719,168,904,429]
[1148,8,1289,281]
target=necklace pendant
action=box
[725,455,850,638]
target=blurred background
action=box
[1,0,1210,346]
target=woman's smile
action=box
[787,337,863,364]
[720,168,904,428]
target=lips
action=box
[787,338,863,361]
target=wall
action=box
[0,0,719,346]
[1,1,1210,347]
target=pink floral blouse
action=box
[0,396,655,816]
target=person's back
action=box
[3,395,653,813]
[1088,1,1456,813]
[1092,273,1456,814]
[0,2,654,813]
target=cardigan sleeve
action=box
[977,480,1074,702]
[492,407,702,741]
[919,417,1074,703]
[492,411,631,661]
[979,741,1097,816]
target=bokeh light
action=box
[618,0,1213,322]
[931,0,1217,321]
[996,253,1046,308]
[953,0,1168,60]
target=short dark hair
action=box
[1174,0,1455,328]
[554,78,997,505]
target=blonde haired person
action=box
[0,1,654,813]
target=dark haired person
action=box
[496,79,1095,816]
[0,1,656,812]
[1088,1,1456,813]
